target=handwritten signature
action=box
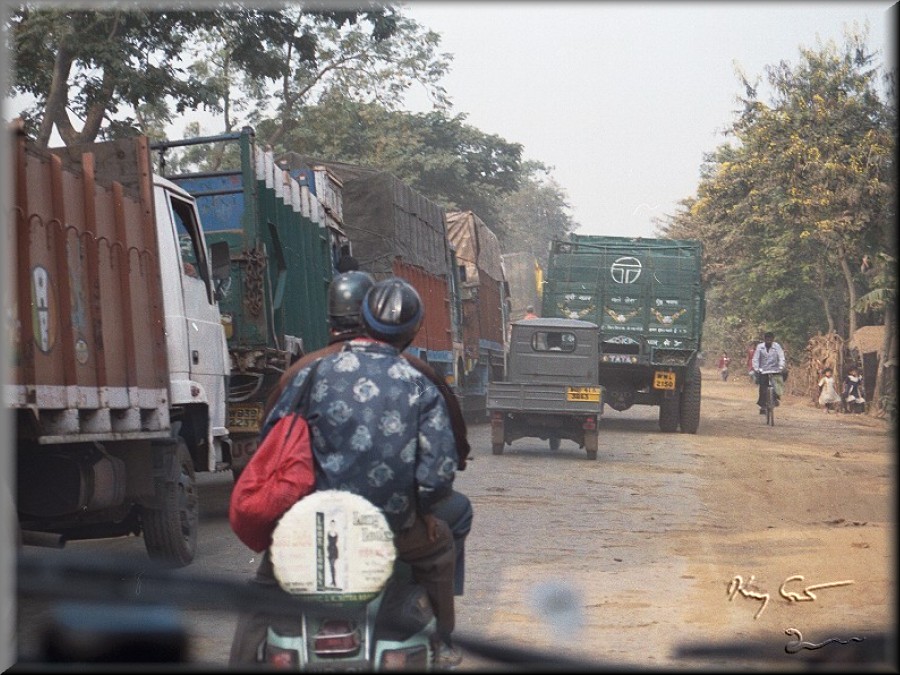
[727,574,854,620]
[784,627,865,653]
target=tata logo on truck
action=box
[610,257,642,284]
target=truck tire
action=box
[679,362,702,434]
[143,438,198,567]
[659,395,680,433]
[492,441,505,455]
[584,430,598,460]
[549,436,561,451]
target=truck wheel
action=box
[659,395,680,433]
[492,441,505,455]
[549,436,561,451]
[584,430,598,460]
[679,362,702,434]
[143,438,198,567]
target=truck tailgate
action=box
[487,382,602,414]
[9,129,170,441]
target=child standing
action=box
[717,351,731,381]
[817,367,841,413]
[842,366,866,414]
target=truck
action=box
[446,210,509,421]
[278,154,466,401]
[501,251,543,322]
[8,121,231,566]
[542,234,705,433]
[487,318,604,459]
[151,128,348,477]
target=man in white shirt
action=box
[751,331,787,413]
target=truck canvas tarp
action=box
[543,234,705,433]
[446,210,508,418]
[278,154,459,364]
[502,252,543,322]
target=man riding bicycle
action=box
[751,331,787,414]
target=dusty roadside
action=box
[452,367,895,670]
[14,368,895,671]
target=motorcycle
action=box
[262,490,437,671]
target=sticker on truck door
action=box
[31,266,56,352]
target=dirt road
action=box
[15,368,895,670]
[452,367,895,670]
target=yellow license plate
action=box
[653,371,676,390]
[227,403,264,432]
[567,386,601,402]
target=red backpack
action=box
[229,362,320,552]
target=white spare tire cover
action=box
[270,490,396,601]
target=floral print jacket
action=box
[261,338,457,533]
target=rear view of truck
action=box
[8,123,230,566]
[542,235,705,433]
[446,210,509,420]
[279,155,464,394]
[153,129,346,477]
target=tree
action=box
[8,7,418,147]
[9,7,224,147]
[244,6,451,147]
[657,27,894,362]
[258,94,577,257]
[494,164,579,268]
[262,95,527,227]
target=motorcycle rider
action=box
[230,275,464,667]
[267,270,473,597]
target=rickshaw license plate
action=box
[653,371,676,390]
[567,386,601,402]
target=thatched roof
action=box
[850,325,885,355]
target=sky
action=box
[1,1,895,239]
[401,1,896,238]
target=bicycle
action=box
[757,370,780,426]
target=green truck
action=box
[542,235,705,433]
[152,128,349,476]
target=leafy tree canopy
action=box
[7,5,417,147]
[259,94,577,252]
[656,27,894,358]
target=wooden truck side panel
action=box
[10,129,169,439]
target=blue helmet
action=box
[361,278,423,349]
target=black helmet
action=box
[328,271,375,332]
[361,278,423,349]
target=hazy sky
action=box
[2,2,894,240]
[403,1,895,238]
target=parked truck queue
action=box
[9,121,707,567]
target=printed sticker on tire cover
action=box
[270,490,396,601]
